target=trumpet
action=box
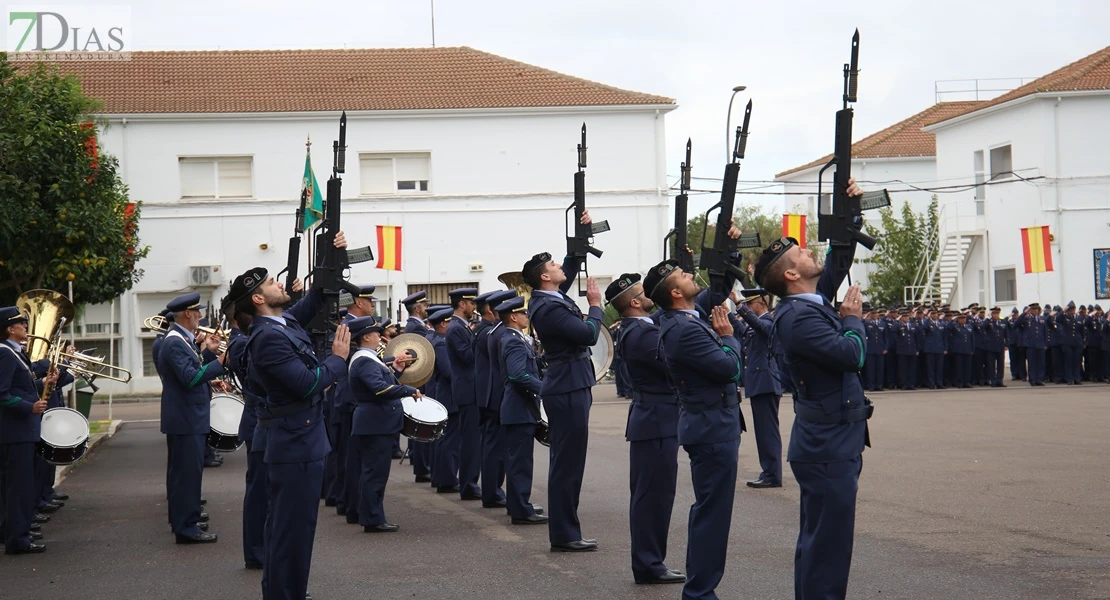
[196,325,231,353]
[143,315,170,334]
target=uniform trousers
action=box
[629,435,679,582]
[502,423,539,519]
[263,458,324,600]
[923,353,944,389]
[355,434,394,526]
[431,413,461,489]
[166,434,205,536]
[681,437,740,600]
[242,440,267,568]
[544,389,592,545]
[457,404,482,498]
[1010,347,1026,380]
[328,411,349,510]
[1050,346,1064,382]
[1027,348,1046,385]
[791,455,862,600]
[321,404,336,502]
[883,353,897,389]
[862,354,883,391]
[2,443,36,552]
[1062,345,1082,384]
[33,455,55,507]
[341,411,361,524]
[985,351,1004,386]
[973,348,986,384]
[749,394,782,483]
[479,408,506,504]
[897,354,916,389]
[409,438,431,479]
[952,354,972,387]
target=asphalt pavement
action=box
[2,382,1108,600]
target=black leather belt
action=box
[267,394,322,419]
[633,391,679,405]
[793,400,873,424]
[679,391,739,414]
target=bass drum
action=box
[38,407,90,465]
[401,396,448,442]
[590,325,614,381]
[208,392,245,452]
[533,400,550,447]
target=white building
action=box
[774,101,981,296]
[47,47,675,395]
[921,44,1110,311]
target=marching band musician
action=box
[400,291,433,482]
[229,253,349,600]
[734,288,785,490]
[333,284,377,524]
[157,292,228,544]
[196,318,224,469]
[402,292,430,336]
[0,306,54,554]
[427,308,458,492]
[32,345,73,517]
[348,315,417,533]
[495,296,548,525]
[604,274,685,585]
[474,290,510,509]
[446,287,483,501]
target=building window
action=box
[977,269,986,306]
[360,153,431,195]
[179,156,253,199]
[973,150,986,215]
[994,268,1017,303]
[989,145,1012,181]
[142,338,157,378]
[406,282,479,306]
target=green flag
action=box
[301,145,324,230]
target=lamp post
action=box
[725,85,747,162]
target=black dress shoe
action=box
[200,498,207,505]
[175,532,218,544]
[38,503,61,513]
[482,500,508,509]
[198,522,209,532]
[511,514,549,525]
[345,516,360,525]
[30,523,40,532]
[532,505,544,515]
[637,570,687,584]
[245,562,263,570]
[53,493,70,501]
[324,499,337,507]
[198,512,210,523]
[336,507,347,516]
[33,513,50,524]
[5,543,46,555]
[415,475,431,483]
[363,523,399,533]
[746,478,782,489]
[436,485,460,494]
[550,539,598,552]
[392,451,405,459]
[203,460,222,468]
[29,531,43,541]
[459,494,482,501]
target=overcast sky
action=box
[11,0,1109,213]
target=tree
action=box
[856,196,940,306]
[0,54,148,306]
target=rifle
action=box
[304,112,361,354]
[698,101,762,304]
[565,123,610,297]
[816,29,891,263]
[277,187,308,304]
[663,139,696,274]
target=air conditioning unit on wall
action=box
[188,265,222,287]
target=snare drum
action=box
[534,400,550,447]
[401,396,448,442]
[38,408,90,465]
[208,392,245,452]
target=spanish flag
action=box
[376,225,403,271]
[782,214,807,249]
[1021,226,1053,273]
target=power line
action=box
[677,174,1048,196]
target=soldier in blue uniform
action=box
[496,296,550,526]
[862,308,886,392]
[0,306,53,554]
[402,292,430,336]
[428,308,459,492]
[229,247,349,600]
[158,292,227,544]
[605,274,685,585]
[446,288,482,500]
[946,312,974,388]
[1056,301,1083,385]
[1088,305,1105,382]
[475,290,516,508]
[400,291,433,481]
[983,307,1007,387]
[1099,306,1110,382]
[754,228,872,600]
[882,308,898,391]
[333,285,376,523]
[1047,305,1063,384]
[892,311,918,390]
[348,315,417,533]
[1016,303,1048,386]
[919,308,947,389]
[735,289,784,489]
[969,305,986,386]
[647,258,743,600]
[32,352,72,516]
[522,245,604,552]
[1006,308,1025,381]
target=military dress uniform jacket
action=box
[735,306,783,399]
[427,332,453,411]
[528,255,605,395]
[772,245,869,464]
[485,323,510,413]
[921,319,947,354]
[657,308,743,447]
[983,320,1007,353]
[1015,314,1048,349]
[498,328,543,426]
[447,316,478,406]
[892,321,917,355]
[246,289,345,464]
[618,316,679,442]
[349,348,417,436]
[0,342,43,443]
[404,316,428,337]
[226,328,259,442]
[864,319,886,355]
[473,319,497,410]
[946,322,974,355]
[330,313,359,416]
[158,323,226,435]
[1054,313,1084,347]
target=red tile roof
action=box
[775,101,983,178]
[16,47,674,113]
[925,44,1110,127]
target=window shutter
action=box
[218,158,253,198]
[180,158,216,198]
[360,157,394,195]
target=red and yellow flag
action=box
[782,214,807,248]
[1021,226,1053,273]
[376,225,403,271]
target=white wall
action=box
[930,94,1110,310]
[87,106,673,394]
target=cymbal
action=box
[590,326,614,381]
[384,333,435,388]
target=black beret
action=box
[605,273,642,304]
[522,252,552,281]
[753,237,798,287]
[228,267,268,306]
[642,260,679,300]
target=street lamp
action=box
[725,85,747,163]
